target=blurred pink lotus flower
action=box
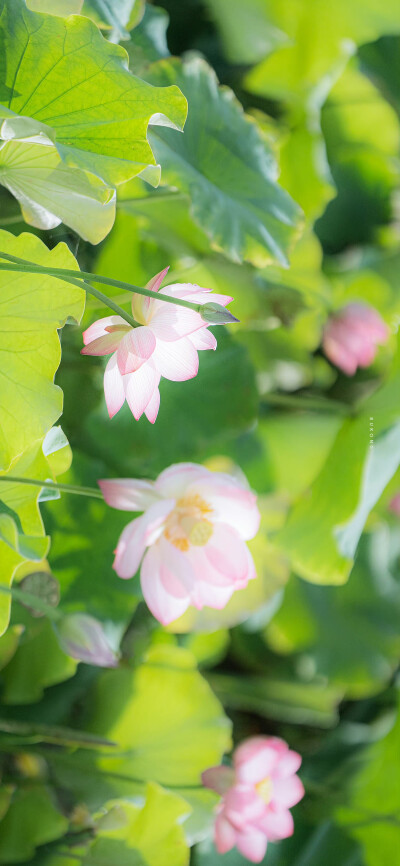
[389,492,400,516]
[99,463,260,625]
[202,736,304,863]
[322,303,389,376]
[81,267,233,422]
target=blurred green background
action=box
[0,1,400,864]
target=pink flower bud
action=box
[389,492,400,516]
[202,736,304,863]
[56,614,118,668]
[322,303,389,376]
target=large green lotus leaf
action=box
[1,613,77,704]
[207,672,342,728]
[88,645,232,787]
[0,141,116,244]
[84,784,190,866]
[323,61,400,158]
[336,696,400,866]
[0,432,69,635]
[0,784,68,863]
[0,230,84,471]
[260,413,341,498]
[276,370,400,585]
[48,646,230,841]
[266,531,400,698]
[26,0,83,13]
[146,57,302,268]
[0,0,187,186]
[245,0,400,106]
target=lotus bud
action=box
[56,614,118,668]
[200,302,240,325]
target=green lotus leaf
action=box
[0,0,187,186]
[146,56,302,268]
[0,230,84,471]
[0,141,116,244]
[0,784,68,862]
[85,784,190,866]
[0,429,72,636]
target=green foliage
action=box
[0,231,84,471]
[0,785,68,863]
[266,533,400,698]
[88,644,232,788]
[85,784,190,866]
[276,370,400,584]
[336,695,400,866]
[146,57,302,267]
[0,0,187,237]
[1,0,400,863]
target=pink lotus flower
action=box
[99,463,260,625]
[322,303,389,376]
[202,736,304,863]
[389,492,400,516]
[81,267,233,422]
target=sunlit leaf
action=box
[0,141,116,244]
[88,645,232,787]
[85,784,190,866]
[245,0,400,106]
[276,370,400,584]
[26,0,83,13]
[0,231,84,471]
[0,0,187,186]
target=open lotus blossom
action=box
[99,462,260,625]
[322,302,389,376]
[202,736,304,863]
[81,267,233,422]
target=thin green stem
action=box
[0,258,137,329]
[0,584,62,620]
[0,251,203,313]
[0,477,103,499]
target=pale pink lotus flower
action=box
[81,267,233,422]
[389,492,400,516]
[322,303,389,376]
[99,463,260,625]
[202,736,304,863]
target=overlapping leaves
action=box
[0,0,187,238]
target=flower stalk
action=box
[0,477,103,499]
